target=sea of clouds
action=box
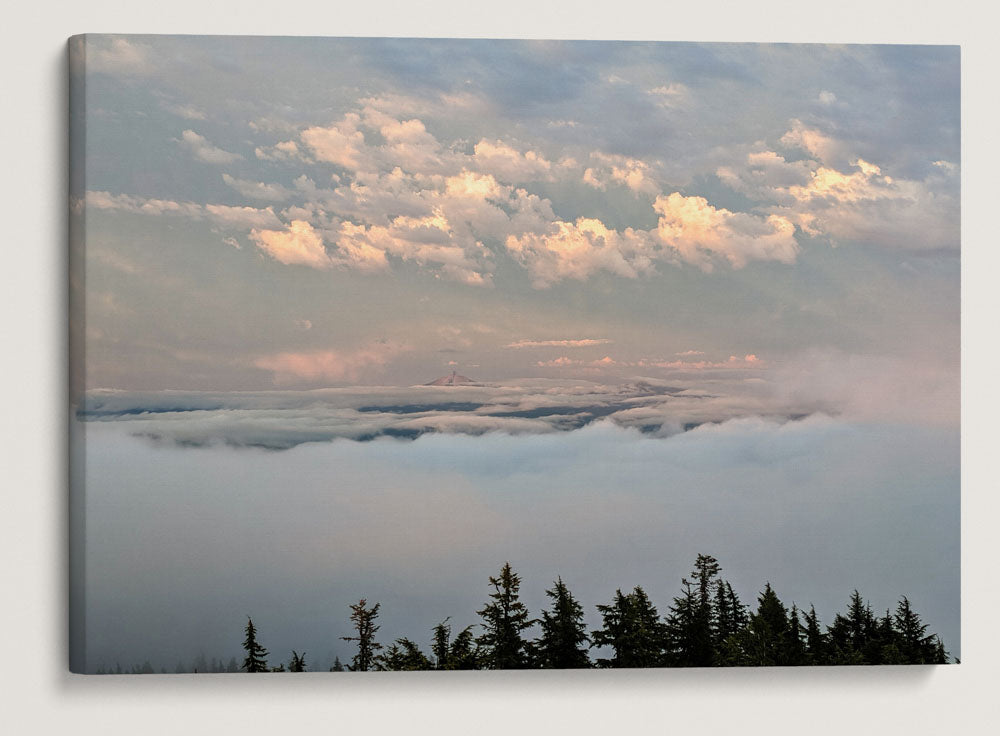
[74,405,960,672]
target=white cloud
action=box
[333,212,492,286]
[77,36,153,76]
[780,119,845,166]
[582,152,661,196]
[473,139,553,183]
[716,150,816,200]
[204,204,281,230]
[255,140,307,162]
[81,191,281,231]
[506,218,656,287]
[250,220,331,269]
[177,130,242,164]
[777,159,959,250]
[653,192,799,270]
[301,115,369,170]
[222,174,292,201]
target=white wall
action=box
[3,1,997,733]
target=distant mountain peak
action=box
[427,370,476,386]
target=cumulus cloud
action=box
[473,139,553,183]
[780,119,845,166]
[161,101,207,120]
[222,174,292,201]
[653,193,799,270]
[250,220,331,269]
[255,140,307,162]
[80,191,280,229]
[582,152,661,196]
[204,204,281,230]
[778,159,959,250]
[81,190,200,218]
[716,150,817,200]
[506,218,656,287]
[333,211,493,285]
[300,114,370,171]
[176,130,242,164]
[75,36,154,76]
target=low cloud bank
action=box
[77,416,959,672]
[76,377,832,449]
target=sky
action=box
[69,36,960,672]
[71,36,959,398]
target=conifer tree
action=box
[288,651,306,672]
[447,625,480,669]
[432,618,452,669]
[664,580,700,666]
[241,617,269,672]
[894,596,940,664]
[732,583,789,666]
[535,577,590,668]
[378,638,433,671]
[329,656,345,672]
[783,604,806,665]
[476,562,534,669]
[341,599,383,672]
[592,586,666,668]
[828,590,874,664]
[802,604,828,665]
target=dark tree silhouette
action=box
[729,583,790,666]
[431,618,479,670]
[895,596,944,664]
[241,617,269,673]
[476,562,534,669]
[592,586,666,668]
[289,651,306,672]
[535,577,590,668]
[341,599,383,672]
[784,604,807,665]
[379,638,433,671]
[802,604,828,665]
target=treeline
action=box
[232,555,950,673]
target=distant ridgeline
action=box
[92,555,951,673]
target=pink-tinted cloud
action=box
[250,220,331,269]
[254,342,409,384]
[300,114,370,171]
[536,354,765,371]
[505,218,655,287]
[506,338,612,349]
[473,139,553,183]
[653,193,799,270]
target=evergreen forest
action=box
[92,555,952,674]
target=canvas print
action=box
[68,36,959,674]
